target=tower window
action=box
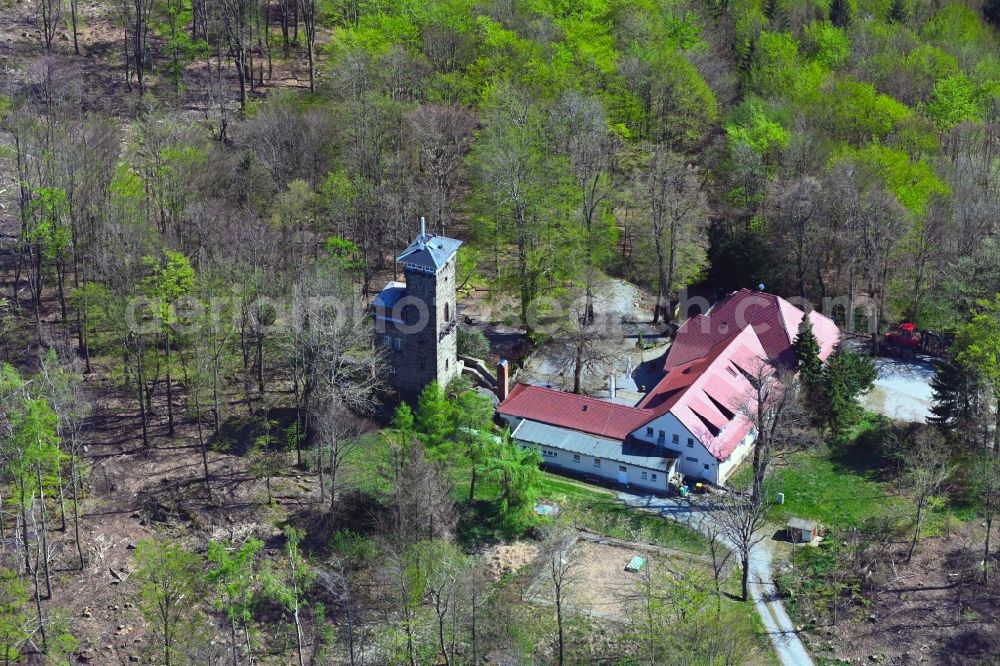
[445,302,450,322]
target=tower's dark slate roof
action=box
[396,233,462,270]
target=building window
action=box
[383,335,391,347]
[445,359,449,370]
[686,456,697,462]
[651,473,657,481]
[646,427,654,436]
[704,464,710,470]
[573,454,581,463]
[687,438,694,448]
[593,458,601,467]
[640,471,648,480]
[671,433,679,444]
[393,337,402,350]
[542,450,557,458]
[618,465,627,472]
[445,302,450,321]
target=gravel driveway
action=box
[618,492,814,666]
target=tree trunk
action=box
[572,340,583,394]
[165,333,175,436]
[70,0,80,53]
[555,594,564,666]
[230,616,239,666]
[71,453,84,569]
[36,466,53,599]
[741,552,751,602]
[983,513,993,585]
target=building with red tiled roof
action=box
[497,290,840,488]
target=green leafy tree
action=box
[479,433,542,532]
[250,419,284,505]
[134,539,204,666]
[142,250,196,436]
[0,569,32,665]
[207,538,264,665]
[415,381,453,452]
[955,294,1000,449]
[392,402,416,443]
[471,84,577,335]
[925,75,981,128]
[450,387,497,503]
[7,382,63,637]
[264,527,313,666]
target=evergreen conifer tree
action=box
[820,348,877,436]
[830,0,853,27]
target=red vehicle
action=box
[882,323,949,360]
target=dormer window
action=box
[582,405,588,412]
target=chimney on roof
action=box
[609,374,616,401]
[497,359,509,401]
[419,216,427,240]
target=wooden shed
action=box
[786,517,819,543]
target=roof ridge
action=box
[508,383,651,414]
[772,292,797,349]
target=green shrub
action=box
[457,326,490,359]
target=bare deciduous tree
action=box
[314,405,369,515]
[643,145,708,325]
[901,428,952,564]
[542,525,579,666]
[718,489,771,602]
[406,105,476,236]
[735,360,802,508]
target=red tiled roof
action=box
[665,289,840,370]
[499,384,652,440]
[661,326,770,459]
[499,290,840,462]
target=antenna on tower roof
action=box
[417,216,427,249]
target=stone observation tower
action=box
[372,217,462,396]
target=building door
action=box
[681,456,701,478]
[617,465,628,485]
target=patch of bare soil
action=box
[0,267,321,663]
[524,533,722,621]
[0,0,315,117]
[482,541,539,582]
[801,526,1000,665]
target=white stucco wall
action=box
[523,443,671,494]
[717,429,757,484]
[631,412,720,481]
[629,412,761,485]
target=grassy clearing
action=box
[765,447,910,528]
[732,415,967,536]
[535,472,712,555]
